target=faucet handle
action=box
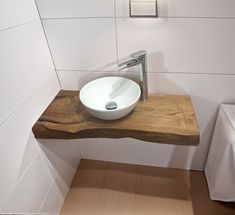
[130,50,147,60]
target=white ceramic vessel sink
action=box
[80,77,141,120]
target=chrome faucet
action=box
[118,50,148,101]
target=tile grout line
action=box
[57,69,118,72]
[56,69,235,76]
[41,16,235,20]
[114,0,120,76]
[37,180,55,214]
[159,16,235,19]
[0,71,57,129]
[42,16,116,20]
[0,20,36,32]
[34,0,62,90]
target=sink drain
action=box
[105,101,117,110]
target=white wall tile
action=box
[36,0,115,18]
[39,140,81,198]
[38,140,82,214]
[116,0,235,18]
[0,73,60,211]
[0,1,62,213]
[0,0,39,30]
[58,70,117,90]
[159,0,235,18]
[2,153,54,214]
[43,19,117,71]
[0,20,55,125]
[18,132,40,179]
[78,138,197,170]
[116,18,235,74]
[39,182,64,215]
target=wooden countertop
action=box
[32,90,199,145]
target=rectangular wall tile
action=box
[116,0,235,18]
[38,140,82,214]
[0,0,39,30]
[159,0,235,18]
[58,70,117,90]
[43,19,117,71]
[0,73,60,210]
[36,0,115,18]
[78,138,197,170]
[2,153,54,214]
[0,20,55,125]
[39,140,81,191]
[116,18,235,75]
[39,182,65,215]
[17,132,40,180]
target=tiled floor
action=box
[60,159,235,215]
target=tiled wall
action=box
[36,0,235,171]
[0,0,81,214]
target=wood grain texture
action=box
[60,159,235,215]
[32,90,199,145]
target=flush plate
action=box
[129,0,158,17]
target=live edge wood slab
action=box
[32,90,199,146]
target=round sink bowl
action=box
[80,76,141,120]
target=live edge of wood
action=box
[32,90,199,146]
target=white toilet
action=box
[205,104,235,202]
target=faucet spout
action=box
[118,58,140,71]
[118,50,148,101]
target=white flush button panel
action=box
[130,0,158,17]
